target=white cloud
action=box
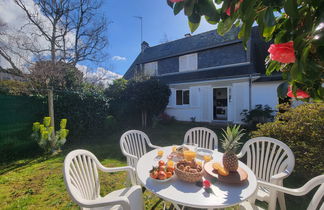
[76,64,122,87]
[112,56,126,61]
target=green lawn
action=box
[0,122,310,209]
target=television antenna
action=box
[133,16,143,43]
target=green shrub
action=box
[252,103,324,178]
[241,104,274,129]
[31,117,69,154]
[0,80,31,96]
[54,83,109,137]
[104,115,118,131]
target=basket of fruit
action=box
[150,160,175,182]
[174,159,203,183]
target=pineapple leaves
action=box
[221,125,245,153]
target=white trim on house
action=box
[165,77,281,124]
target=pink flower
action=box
[268,41,296,63]
[226,0,244,16]
[287,86,310,99]
[203,180,211,188]
[169,0,184,2]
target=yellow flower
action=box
[32,122,40,131]
[41,131,49,140]
[60,129,69,139]
[43,117,51,127]
[39,124,45,133]
[48,126,54,135]
[60,119,67,129]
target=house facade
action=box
[124,27,282,123]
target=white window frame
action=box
[144,61,158,76]
[179,53,198,72]
[176,89,190,106]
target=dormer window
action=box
[144,61,158,76]
[179,53,197,72]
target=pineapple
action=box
[221,125,245,172]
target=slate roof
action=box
[124,26,282,83]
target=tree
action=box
[28,61,83,91]
[126,78,171,128]
[167,0,323,100]
[0,0,108,72]
[105,78,171,128]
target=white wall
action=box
[251,81,281,110]
[165,79,281,123]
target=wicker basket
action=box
[174,163,203,183]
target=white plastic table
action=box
[136,146,257,209]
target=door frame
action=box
[212,86,230,121]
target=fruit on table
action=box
[158,171,167,180]
[212,162,229,176]
[158,160,165,166]
[221,125,245,172]
[150,160,175,180]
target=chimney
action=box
[184,33,191,37]
[141,41,149,52]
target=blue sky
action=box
[93,0,216,76]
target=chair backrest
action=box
[63,150,100,203]
[183,127,218,150]
[308,182,324,210]
[239,137,295,182]
[120,130,152,167]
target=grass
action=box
[0,122,311,209]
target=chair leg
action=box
[278,192,286,210]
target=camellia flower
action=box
[287,86,310,99]
[226,0,244,16]
[170,0,184,2]
[268,41,296,63]
[203,180,211,188]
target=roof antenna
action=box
[133,16,143,43]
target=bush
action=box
[54,83,109,137]
[0,80,31,96]
[104,115,118,132]
[252,103,324,178]
[241,104,274,129]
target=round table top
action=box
[136,146,257,209]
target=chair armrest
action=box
[78,196,131,210]
[121,150,138,160]
[236,150,246,159]
[148,143,160,149]
[270,171,290,183]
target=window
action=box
[176,90,190,105]
[179,53,197,72]
[144,62,158,76]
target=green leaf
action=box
[264,7,276,27]
[266,61,279,75]
[290,62,303,81]
[184,0,195,16]
[284,0,298,19]
[167,0,174,9]
[217,17,235,36]
[277,82,288,99]
[198,0,217,17]
[205,14,220,25]
[263,25,276,38]
[214,0,222,4]
[188,13,201,33]
[174,2,184,15]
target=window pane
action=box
[183,90,190,104]
[176,90,183,105]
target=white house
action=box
[124,27,282,123]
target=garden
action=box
[0,76,323,209]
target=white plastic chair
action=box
[183,127,218,150]
[63,149,144,210]
[120,130,159,183]
[237,137,295,210]
[240,175,324,210]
